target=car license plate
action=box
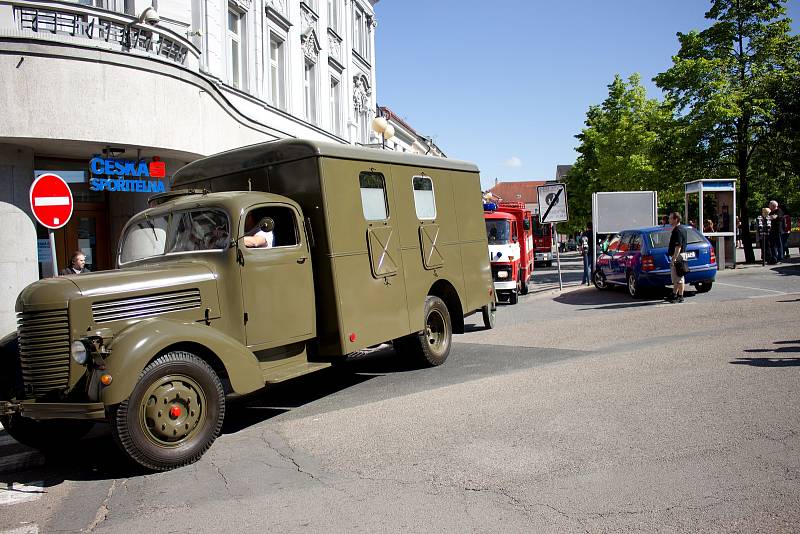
[686,251,696,259]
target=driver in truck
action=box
[243,214,274,248]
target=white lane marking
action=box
[748,291,800,300]
[0,482,45,506]
[1,524,39,534]
[33,196,70,207]
[715,282,786,294]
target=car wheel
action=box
[481,300,497,330]
[627,272,640,298]
[695,281,713,293]
[509,290,519,305]
[111,351,225,472]
[593,270,608,290]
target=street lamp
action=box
[371,112,395,149]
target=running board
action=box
[260,353,330,384]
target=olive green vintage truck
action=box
[0,140,496,471]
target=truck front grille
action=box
[492,265,513,281]
[17,309,71,397]
[91,289,202,323]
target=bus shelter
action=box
[684,179,737,269]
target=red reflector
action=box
[169,405,181,418]
[710,247,716,264]
[349,333,357,342]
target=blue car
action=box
[593,226,717,298]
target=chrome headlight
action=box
[71,340,89,365]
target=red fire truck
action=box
[531,209,556,267]
[484,201,534,304]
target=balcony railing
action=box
[6,1,198,66]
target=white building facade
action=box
[378,106,445,157]
[0,0,381,277]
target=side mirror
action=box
[523,219,531,231]
[259,217,275,233]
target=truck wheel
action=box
[481,300,496,330]
[0,414,93,451]
[111,351,225,472]
[509,290,519,305]
[519,269,529,295]
[397,296,452,367]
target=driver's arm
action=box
[243,234,268,248]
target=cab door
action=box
[239,203,315,350]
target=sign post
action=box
[29,173,74,277]
[538,183,569,291]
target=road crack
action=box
[84,478,127,532]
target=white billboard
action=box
[592,191,658,234]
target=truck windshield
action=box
[119,210,230,264]
[531,217,550,237]
[486,220,511,244]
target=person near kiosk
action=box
[768,200,783,264]
[60,250,91,275]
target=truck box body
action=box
[172,139,492,356]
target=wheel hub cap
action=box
[141,377,204,444]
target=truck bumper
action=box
[535,253,551,262]
[493,281,517,291]
[0,400,106,420]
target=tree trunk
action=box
[739,165,756,263]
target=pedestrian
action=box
[719,205,731,232]
[703,219,715,234]
[736,216,742,248]
[768,200,783,264]
[60,250,91,275]
[665,212,688,304]
[580,222,594,286]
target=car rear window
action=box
[648,227,706,248]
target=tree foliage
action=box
[562,74,675,235]
[654,0,800,262]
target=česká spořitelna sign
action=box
[89,156,167,193]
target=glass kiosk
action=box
[684,179,737,269]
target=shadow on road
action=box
[732,340,800,366]
[553,285,674,310]
[0,345,418,485]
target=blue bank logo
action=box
[89,156,167,193]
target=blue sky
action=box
[374,0,800,189]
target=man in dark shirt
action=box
[666,212,688,303]
[768,200,783,264]
[580,223,594,285]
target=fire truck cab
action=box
[483,202,534,305]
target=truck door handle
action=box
[297,256,307,264]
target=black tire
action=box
[111,351,225,472]
[396,296,452,367]
[593,269,608,290]
[695,281,713,293]
[509,290,519,305]
[519,269,529,295]
[627,272,640,298]
[0,414,93,451]
[545,261,552,268]
[481,300,497,330]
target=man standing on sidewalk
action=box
[666,212,688,304]
[580,223,594,286]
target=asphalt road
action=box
[1,258,798,533]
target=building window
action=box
[269,34,286,110]
[359,111,370,144]
[304,61,317,123]
[330,76,342,136]
[227,7,245,89]
[359,172,388,221]
[327,0,339,33]
[353,4,370,60]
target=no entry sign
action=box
[30,173,74,229]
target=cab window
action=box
[359,171,389,221]
[243,206,299,249]
[412,175,436,220]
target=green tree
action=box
[563,74,676,235]
[654,0,800,262]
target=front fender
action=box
[101,318,264,405]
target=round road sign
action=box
[29,173,74,229]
